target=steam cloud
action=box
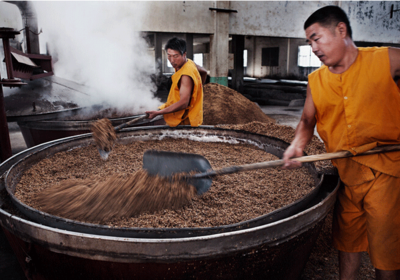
[33,1,162,114]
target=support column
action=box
[183,34,193,60]
[0,73,12,162]
[209,1,230,86]
[9,1,40,54]
[154,33,163,75]
[231,35,244,92]
[0,28,24,162]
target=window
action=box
[298,45,322,67]
[193,53,203,67]
[243,50,248,67]
[262,47,279,66]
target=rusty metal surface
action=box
[1,220,324,280]
[9,46,54,81]
[0,74,12,162]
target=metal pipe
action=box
[0,72,12,162]
[25,25,31,54]
[0,28,21,161]
[2,37,15,80]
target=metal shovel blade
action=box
[143,150,213,195]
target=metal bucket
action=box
[17,107,164,148]
[0,126,339,280]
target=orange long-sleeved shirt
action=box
[309,47,400,186]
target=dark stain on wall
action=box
[348,1,400,32]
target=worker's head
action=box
[304,6,353,67]
[165,37,187,70]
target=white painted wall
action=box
[140,1,215,34]
[342,1,400,44]
[230,1,400,43]
[141,1,400,44]
[229,1,336,37]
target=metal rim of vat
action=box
[16,111,163,130]
[6,107,84,122]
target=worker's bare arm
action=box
[282,84,317,169]
[389,47,400,81]
[195,64,207,85]
[146,75,193,119]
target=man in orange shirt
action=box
[146,37,207,127]
[283,6,400,280]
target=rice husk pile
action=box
[203,83,275,125]
[91,118,117,153]
[35,170,196,222]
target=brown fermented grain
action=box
[91,118,117,153]
[35,170,196,222]
[16,138,315,227]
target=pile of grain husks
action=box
[203,83,275,125]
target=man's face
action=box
[305,22,345,67]
[167,49,186,70]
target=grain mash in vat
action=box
[15,136,316,227]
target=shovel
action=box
[143,144,400,195]
[95,114,148,160]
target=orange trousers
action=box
[333,170,400,270]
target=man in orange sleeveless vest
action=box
[282,6,400,280]
[146,37,207,127]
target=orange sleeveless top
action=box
[159,59,203,127]
[309,47,400,185]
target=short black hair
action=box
[165,37,187,55]
[304,5,352,39]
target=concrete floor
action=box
[260,105,303,128]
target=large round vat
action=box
[7,107,83,123]
[0,126,339,280]
[17,109,165,148]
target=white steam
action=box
[33,1,162,114]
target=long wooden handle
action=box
[114,114,148,131]
[191,144,400,179]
